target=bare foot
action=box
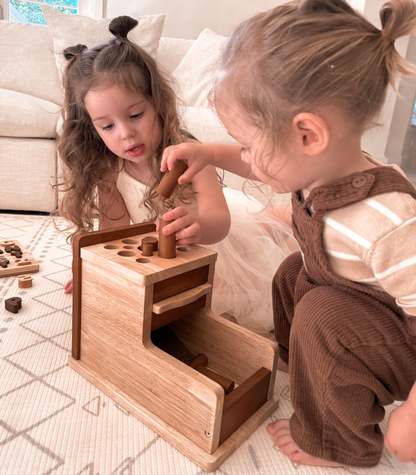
[267,419,345,467]
[277,358,289,373]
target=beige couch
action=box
[0,4,290,214]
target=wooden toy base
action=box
[0,240,39,276]
[68,355,279,472]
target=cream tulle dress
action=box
[116,160,295,334]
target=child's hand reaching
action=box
[64,278,73,294]
[385,400,416,464]
[161,143,214,184]
[159,207,202,246]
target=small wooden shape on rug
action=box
[0,240,39,277]
[5,297,22,314]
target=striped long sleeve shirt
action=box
[322,166,416,317]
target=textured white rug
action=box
[0,213,414,475]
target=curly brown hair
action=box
[55,16,193,242]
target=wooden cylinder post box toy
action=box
[68,223,279,472]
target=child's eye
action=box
[102,124,114,131]
[131,112,144,119]
[241,147,250,154]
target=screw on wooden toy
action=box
[158,219,176,259]
[18,275,32,288]
[155,160,188,199]
[188,354,235,395]
[5,297,22,314]
[141,236,158,256]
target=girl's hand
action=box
[385,401,416,464]
[64,278,73,294]
[161,143,213,184]
[159,207,202,246]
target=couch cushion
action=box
[172,29,227,109]
[0,89,60,139]
[179,106,236,145]
[0,21,63,106]
[41,6,165,81]
[0,137,57,212]
[157,37,194,76]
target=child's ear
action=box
[292,113,329,156]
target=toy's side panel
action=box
[80,260,223,454]
[171,309,278,394]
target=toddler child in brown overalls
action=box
[161,0,416,467]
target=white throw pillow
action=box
[41,6,165,80]
[172,28,227,109]
[0,89,60,139]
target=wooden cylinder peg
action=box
[156,160,188,199]
[158,219,176,259]
[188,354,235,395]
[188,354,209,369]
[142,236,158,252]
[141,242,154,256]
[196,366,235,395]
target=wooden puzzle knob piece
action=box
[18,275,33,288]
[5,297,22,314]
[156,160,188,199]
[158,219,176,259]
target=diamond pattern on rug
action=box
[0,213,414,475]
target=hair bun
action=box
[109,16,139,40]
[298,0,355,15]
[63,44,88,61]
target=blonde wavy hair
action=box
[213,0,416,176]
[55,16,193,242]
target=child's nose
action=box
[121,124,135,139]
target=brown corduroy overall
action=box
[273,167,416,467]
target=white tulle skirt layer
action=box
[204,188,296,335]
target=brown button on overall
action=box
[273,167,416,467]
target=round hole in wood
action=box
[122,239,139,244]
[117,251,136,257]
[136,258,151,263]
[123,245,134,249]
[104,245,118,250]
[177,246,191,252]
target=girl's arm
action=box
[98,174,131,229]
[161,142,257,184]
[161,165,231,245]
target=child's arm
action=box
[385,381,416,464]
[161,142,257,184]
[160,165,231,245]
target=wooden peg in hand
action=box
[158,219,176,259]
[156,160,188,199]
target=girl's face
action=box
[217,104,304,194]
[85,84,162,166]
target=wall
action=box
[106,0,286,39]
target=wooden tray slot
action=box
[153,283,211,314]
[219,367,271,445]
[152,265,209,303]
[151,296,207,331]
